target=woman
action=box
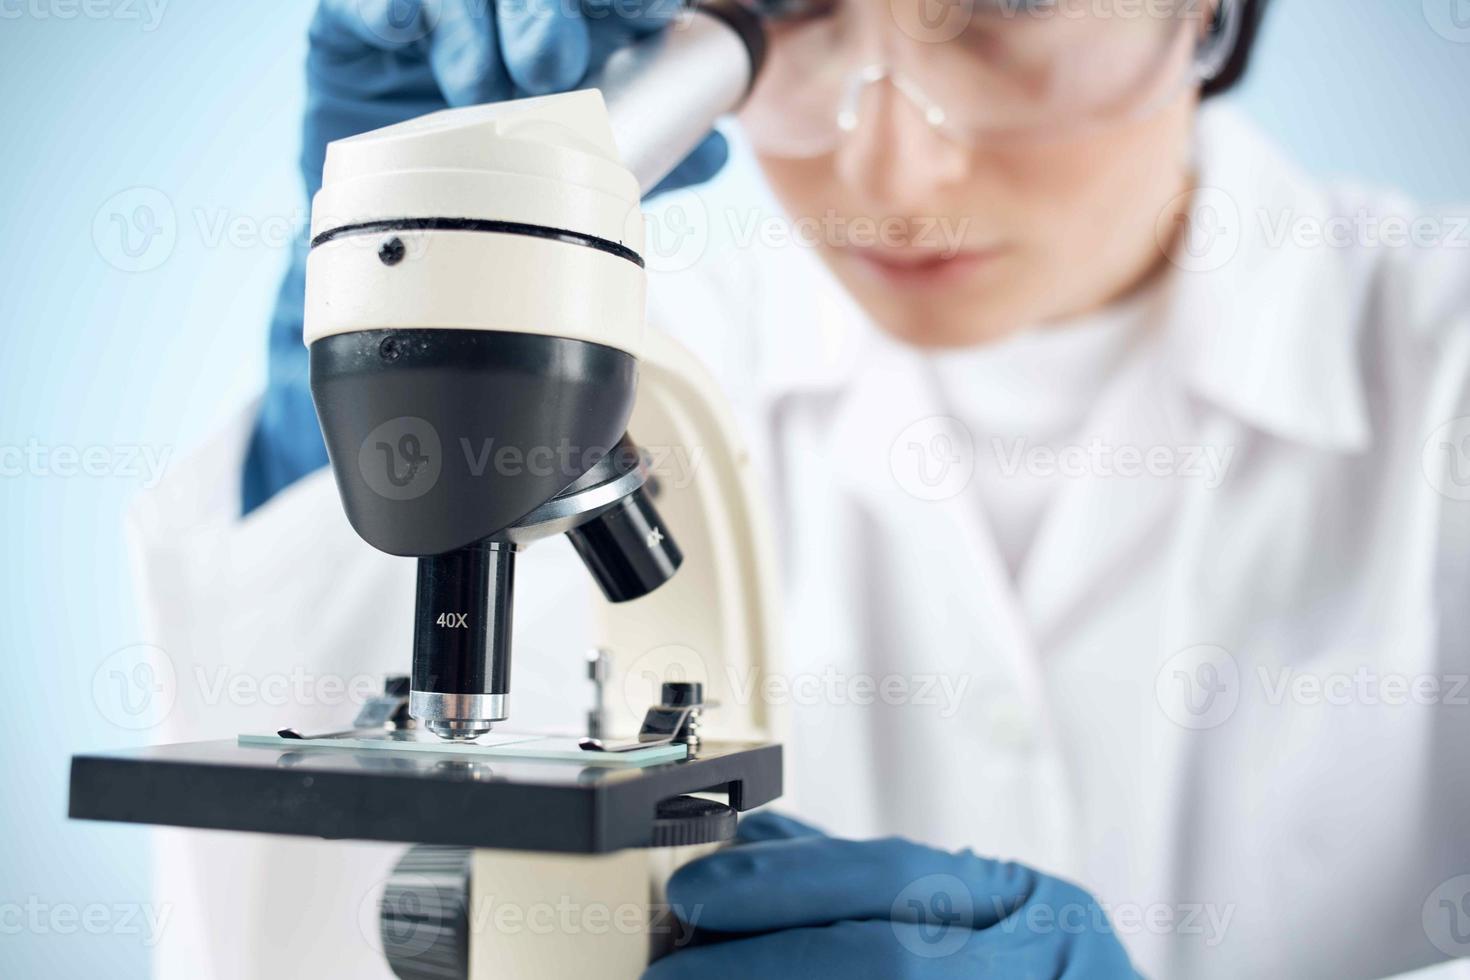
[135,0,1470,976]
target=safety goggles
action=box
[741,0,1244,157]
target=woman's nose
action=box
[834,76,972,209]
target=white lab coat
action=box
[133,106,1470,979]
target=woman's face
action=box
[741,0,1209,348]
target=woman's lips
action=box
[848,246,1005,287]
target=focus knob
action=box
[381,845,471,980]
[651,796,737,848]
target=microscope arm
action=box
[598,329,785,743]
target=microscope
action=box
[70,3,786,976]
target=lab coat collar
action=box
[1166,104,1373,454]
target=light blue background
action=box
[1,1,1468,976]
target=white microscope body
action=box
[302,5,781,977]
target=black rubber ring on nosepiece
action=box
[310,217,645,268]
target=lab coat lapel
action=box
[825,339,1055,720]
[1017,103,1375,647]
[1017,326,1194,649]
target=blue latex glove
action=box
[244,0,729,514]
[645,813,1138,980]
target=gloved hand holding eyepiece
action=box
[304,0,731,197]
[247,0,729,514]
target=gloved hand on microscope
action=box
[644,813,1137,979]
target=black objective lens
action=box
[566,486,683,603]
[411,540,514,739]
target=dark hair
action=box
[1202,0,1272,97]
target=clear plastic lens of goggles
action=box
[740,0,1217,158]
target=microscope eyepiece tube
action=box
[411,540,514,739]
[595,0,767,195]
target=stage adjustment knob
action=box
[381,844,471,980]
[650,796,738,848]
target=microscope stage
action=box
[237,729,690,766]
[69,736,781,853]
